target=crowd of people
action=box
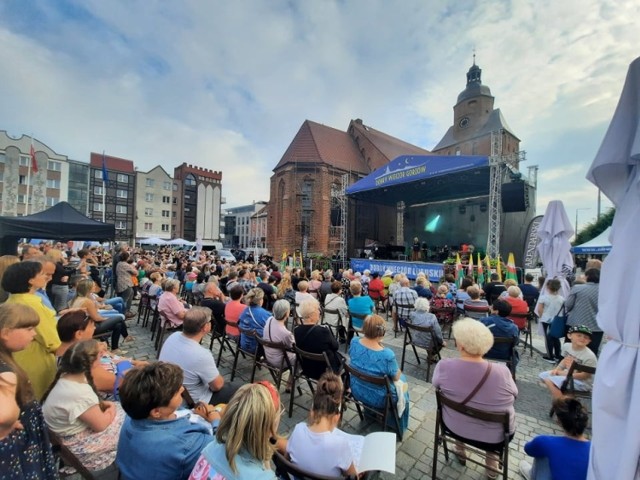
[0,240,602,480]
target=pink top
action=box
[157,292,186,327]
[224,300,246,337]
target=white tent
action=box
[571,227,612,254]
[167,238,195,246]
[138,237,168,245]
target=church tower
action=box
[432,59,520,156]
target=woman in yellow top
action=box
[2,261,61,399]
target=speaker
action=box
[502,182,528,212]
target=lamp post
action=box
[575,207,591,237]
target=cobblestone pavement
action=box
[119,307,571,480]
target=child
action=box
[0,303,58,478]
[536,279,565,362]
[538,325,597,400]
[519,396,591,480]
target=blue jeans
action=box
[104,297,125,314]
[532,457,552,480]
[94,314,128,350]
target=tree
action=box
[573,208,615,245]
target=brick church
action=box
[267,61,521,258]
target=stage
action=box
[350,258,444,282]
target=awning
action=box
[571,227,612,254]
[346,155,490,206]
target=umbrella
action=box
[586,57,640,480]
[536,200,574,299]
[138,237,168,245]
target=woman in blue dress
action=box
[348,314,409,436]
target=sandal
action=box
[454,450,466,466]
[124,336,136,343]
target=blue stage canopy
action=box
[346,155,490,206]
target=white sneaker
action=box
[519,459,532,480]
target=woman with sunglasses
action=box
[189,381,286,480]
[1,261,61,400]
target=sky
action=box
[0,0,636,232]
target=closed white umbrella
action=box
[536,200,574,299]
[586,57,640,480]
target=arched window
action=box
[277,179,285,236]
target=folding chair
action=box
[321,306,346,343]
[432,389,511,480]
[155,310,180,354]
[484,337,518,380]
[230,326,259,381]
[216,318,241,366]
[368,287,388,319]
[463,304,490,318]
[49,428,101,479]
[288,346,333,418]
[343,363,403,440]
[272,450,359,480]
[141,295,158,329]
[400,322,442,382]
[509,312,533,356]
[392,303,414,338]
[253,336,296,389]
[347,311,367,348]
[292,302,303,327]
[431,305,457,339]
[549,362,596,416]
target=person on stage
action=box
[412,237,421,261]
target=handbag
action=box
[549,304,567,338]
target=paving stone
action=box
[78,307,565,479]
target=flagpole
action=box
[26,157,32,215]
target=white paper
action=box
[334,429,396,474]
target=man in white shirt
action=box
[159,307,239,404]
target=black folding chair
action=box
[400,322,442,382]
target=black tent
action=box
[0,202,115,255]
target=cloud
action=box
[0,0,637,214]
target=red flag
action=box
[30,144,38,173]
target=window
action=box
[172,197,177,204]
[185,174,196,186]
[146,178,155,187]
[162,196,170,203]
[161,224,169,232]
[94,170,103,179]
[48,160,62,172]
[46,197,58,207]
[17,194,26,204]
[46,179,61,189]
[0,171,3,182]
[172,211,176,218]
[144,222,153,230]
[93,203,103,212]
[117,174,128,183]
[0,152,5,163]
[116,189,128,199]
[162,210,170,217]
[145,208,153,216]
[116,205,127,214]
[94,186,104,195]
[19,175,27,185]
[172,183,178,191]
[163,181,172,190]
[19,156,29,166]
[116,221,127,230]
[145,193,154,202]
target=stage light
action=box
[425,215,440,233]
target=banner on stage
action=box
[350,259,444,282]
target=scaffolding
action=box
[486,130,527,258]
[329,173,349,269]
